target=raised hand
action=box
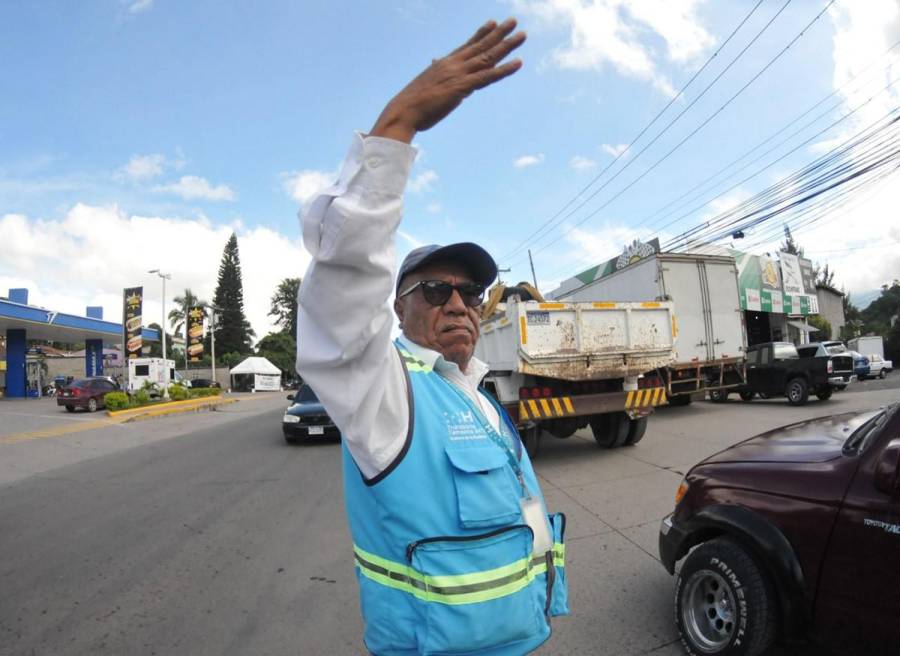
[370,18,526,143]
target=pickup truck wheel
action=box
[738,391,754,402]
[519,424,541,459]
[816,387,833,401]
[590,413,629,448]
[880,369,887,379]
[624,416,648,446]
[709,390,729,403]
[785,378,809,406]
[676,538,777,656]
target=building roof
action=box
[815,283,845,297]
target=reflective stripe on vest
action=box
[353,543,565,606]
[397,348,433,374]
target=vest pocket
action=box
[444,445,521,529]
[548,512,569,617]
[408,525,546,654]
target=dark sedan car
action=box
[189,378,221,388]
[57,377,120,412]
[282,384,340,444]
[659,404,900,655]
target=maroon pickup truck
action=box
[659,403,900,655]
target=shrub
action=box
[192,387,221,398]
[104,392,131,411]
[134,389,151,405]
[168,384,190,401]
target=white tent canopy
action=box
[229,357,282,391]
[229,357,281,375]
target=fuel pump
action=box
[25,351,44,398]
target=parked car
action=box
[282,384,340,444]
[868,354,892,378]
[796,341,854,390]
[189,378,221,389]
[659,403,900,656]
[851,351,871,379]
[56,377,120,412]
[720,342,833,405]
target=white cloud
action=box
[398,229,425,248]
[601,143,629,158]
[513,0,713,95]
[514,154,545,169]
[570,155,597,170]
[153,175,236,202]
[280,169,336,208]
[426,202,442,214]
[120,154,166,181]
[128,0,154,14]
[0,204,310,340]
[408,169,438,193]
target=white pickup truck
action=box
[476,296,677,456]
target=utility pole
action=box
[148,269,172,399]
[497,267,511,286]
[528,249,538,289]
[209,305,221,388]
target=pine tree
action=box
[780,225,804,257]
[212,233,254,354]
[268,277,301,338]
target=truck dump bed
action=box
[477,299,676,381]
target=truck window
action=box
[797,346,816,358]
[135,365,150,376]
[773,343,799,360]
[759,346,772,363]
[746,349,760,365]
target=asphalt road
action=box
[1,377,898,656]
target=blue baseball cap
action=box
[396,242,498,294]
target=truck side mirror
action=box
[874,438,900,495]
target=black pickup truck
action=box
[724,342,834,406]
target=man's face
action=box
[394,262,481,372]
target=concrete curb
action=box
[107,396,238,422]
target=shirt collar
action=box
[398,336,489,385]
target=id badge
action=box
[520,496,553,555]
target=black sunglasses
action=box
[398,280,485,307]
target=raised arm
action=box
[296,19,525,477]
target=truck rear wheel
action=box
[815,387,833,401]
[519,424,541,459]
[709,389,729,403]
[624,416,648,446]
[590,412,629,449]
[786,378,809,406]
[739,391,755,402]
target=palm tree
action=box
[168,288,208,369]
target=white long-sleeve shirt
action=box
[296,133,499,479]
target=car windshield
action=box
[296,385,319,403]
[843,403,899,454]
[70,379,90,388]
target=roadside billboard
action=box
[187,306,204,362]
[122,287,143,359]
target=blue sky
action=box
[2,1,898,337]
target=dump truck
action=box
[475,294,677,456]
[551,252,746,405]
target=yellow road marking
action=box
[0,416,127,445]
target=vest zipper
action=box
[406,524,533,563]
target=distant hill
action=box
[849,289,881,310]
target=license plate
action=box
[307,426,324,435]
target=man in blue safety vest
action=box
[296,18,568,655]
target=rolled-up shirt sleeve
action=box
[296,133,417,478]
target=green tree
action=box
[780,225,804,257]
[168,288,208,369]
[145,322,175,358]
[816,263,836,288]
[256,331,297,380]
[211,233,255,355]
[269,277,301,338]
[807,314,833,341]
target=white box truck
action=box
[476,296,676,457]
[847,335,884,361]
[550,253,746,405]
[127,357,176,394]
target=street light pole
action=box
[209,305,221,388]
[149,269,172,399]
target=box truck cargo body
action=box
[847,335,884,361]
[551,253,746,401]
[476,296,676,456]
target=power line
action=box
[498,0,769,262]
[524,0,836,265]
